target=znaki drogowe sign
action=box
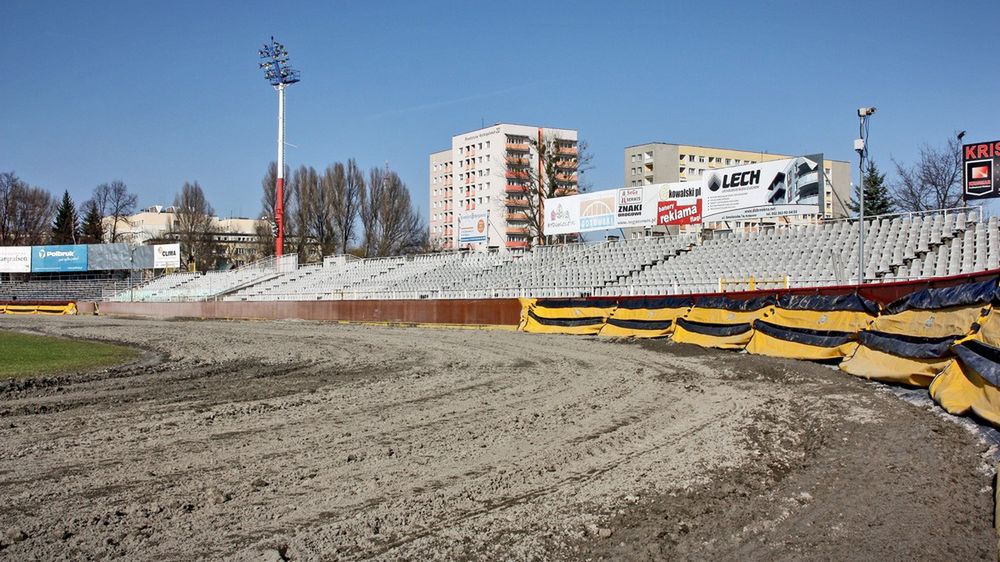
[31,244,88,272]
[963,140,1000,200]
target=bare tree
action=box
[0,172,56,246]
[331,158,363,254]
[289,165,321,262]
[97,180,138,242]
[360,166,425,257]
[310,164,339,256]
[360,167,386,256]
[170,181,219,271]
[891,134,964,212]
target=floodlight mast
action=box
[258,36,300,257]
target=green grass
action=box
[0,330,140,379]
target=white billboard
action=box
[458,212,489,244]
[701,156,822,222]
[0,246,31,273]
[153,243,180,268]
[541,155,823,235]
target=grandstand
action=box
[100,208,996,303]
[0,272,143,302]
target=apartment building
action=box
[624,142,852,226]
[429,123,578,251]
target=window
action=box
[485,141,490,148]
[631,155,636,162]
[688,155,695,162]
[699,156,705,163]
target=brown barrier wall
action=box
[12,268,998,326]
[96,299,523,326]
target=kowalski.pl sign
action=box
[963,140,1000,200]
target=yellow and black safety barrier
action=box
[517,278,1000,430]
[0,302,78,315]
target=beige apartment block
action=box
[429,123,578,251]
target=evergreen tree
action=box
[51,190,79,244]
[848,160,893,217]
[80,199,105,243]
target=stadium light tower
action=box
[258,36,300,257]
[855,106,876,285]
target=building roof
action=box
[624,141,848,164]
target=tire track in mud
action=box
[0,315,993,561]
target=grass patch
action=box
[0,330,140,379]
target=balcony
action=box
[554,173,578,183]
[506,240,529,249]
[556,145,577,156]
[506,142,530,153]
[553,187,576,197]
[506,156,530,168]
[506,226,528,235]
[505,198,529,208]
[505,184,526,194]
[555,158,577,170]
[506,170,529,180]
[507,212,529,222]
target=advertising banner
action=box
[701,156,822,222]
[963,140,1000,200]
[31,244,88,272]
[579,191,616,231]
[543,196,581,236]
[615,187,654,227]
[654,183,702,226]
[458,212,489,244]
[0,246,31,273]
[153,243,181,268]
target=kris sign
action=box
[963,140,1000,200]
[31,244,88,272]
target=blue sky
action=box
[2,0,999,220]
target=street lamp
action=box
[855,106,876,285]
[258,36,301,257]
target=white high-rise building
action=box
[429,123,578,252]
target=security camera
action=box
[858,107,877,117]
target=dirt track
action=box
[0,315,995,561]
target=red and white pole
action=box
[275,84,286,257]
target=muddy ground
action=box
[0,315,995,561]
